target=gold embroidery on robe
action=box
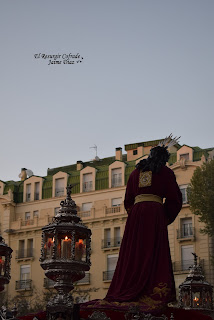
[83,282,171,312]
[138,296,162,309]
[139,171,152,187]
[151,282,170,298]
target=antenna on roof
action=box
[90,144,100,161]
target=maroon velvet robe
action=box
[105,166,182,310]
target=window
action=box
[33,210,39,218]
[181,245,194,270]
[55,178,64,197]
[25,212,31,220]
[26,184,31,202]
[111,198,122,207]
[20,265,31,289]
[82,202,92,212]
[18,240,25,259]
[83,173,93,192]
[114,227,121,247]
[34,182,40,200]
[21,265,30,280]
[133,150,138,155]
[107,254,118,280]
[104,229,111,248]
[181,218,193,237]
[27,239,33,257]
[180,153,189,161]
[180,185,188,204]
[111,168,122,188]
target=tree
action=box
[188,160,214,236]
[8,292,46,316]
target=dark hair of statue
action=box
[136,146,170,174]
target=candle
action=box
[47,238,54,258]
[62,236,71,259]
[75,239,85,261]
[193,296,199,307]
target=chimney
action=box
[115,147,122,161]
[20,168,27,181]
[76,161,83,171]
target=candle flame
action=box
[53,237,55,242]
[193,296,199,302]
[65,236,68,240]
[79,239,83,244]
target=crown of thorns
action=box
[157,134,180,149]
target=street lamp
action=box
[0,236,13,292]
[40,185,91,320]
[179,253,213,312]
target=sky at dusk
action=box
[1,1,214,182]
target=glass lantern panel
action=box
[61,236,72,259]
[182,290,190,307]
[192,291,202,308]
[44,235,55,259]
[204,290,212,309]
[0,256,5,276]
[75,238,86,262]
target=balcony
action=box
[76,272,90,285]
[106,206,121,214]
[83,181,93,193]
[177,227,195,241]
[101,238,122,249]
[103,270,115,281]
[16,249,34,260]
[55,188,64,197]
[79,210,91,218]
[11,215,54,231]
[44,278,55,289]
[172,259,204,273]
[21,219,34,227]
[15,279,32,290]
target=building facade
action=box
[0,139,214,306]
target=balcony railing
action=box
[79,211,91,218]
[106,206,121,214]
[101,238,122,249]
[21,219,34,227]
[44,278,55,288]
[76,272,90,285]
[83,181,93,192]
[15,279,32,290]
[26,193,31,202]
[34,192,39,200]
[55,188,64,197]
[177,227,195,239]
[16,249,34,259]
[172,259,204,272]
[103,270,115,281]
